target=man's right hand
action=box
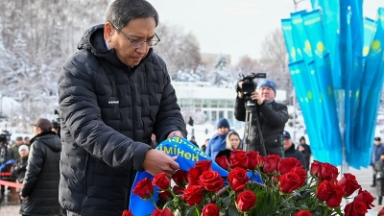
[237,81,244,98]
[143,149,179,177]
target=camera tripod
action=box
[242,99,267,155]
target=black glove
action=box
[236,81,242,93]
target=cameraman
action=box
[235,79,289,156]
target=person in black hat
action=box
[235,79,289,156]
[283,131,306,169]
[372,137,384,187]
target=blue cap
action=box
[217,118,230,129]
[283,131,291,139]
[259,79,276,93]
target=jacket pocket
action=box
[264,134,281,148]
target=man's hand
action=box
[143,149,179,177]
[167,130,183,139]
[250,91,265,105]
[20,196,28,201]
[237,81,244,98]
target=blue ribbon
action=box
[129,137,263,215]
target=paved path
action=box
[0,166,382,215]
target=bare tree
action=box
[155,24,201,79]
[235,55,261,76]
[259,28,291,103]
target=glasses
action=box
[113,25,160,49]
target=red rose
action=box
[278,157,301,175]
[337,173,361,196]
[187,168,200,185]
[159,191,172,201]
[228,167,249,192]
[229,150,248,169]
[182,185,204,206]
[172,170,188,187]
[263,154,280,174]
[310,160,321,175]
[319,163,339,183]
[122,209,134,216]
[194,160,212,173]
[279,172,301,193]
[294,210,312,216]
[172,185,184,195]
[153,172,170,190]
[316,180,344,208]
[291,167,307,186]
[152,208,174,216]
[132,177,154,199]
[378,206,384,216]
[246,151,262,170]
[202,203,220,216]
[199,171,224,192]
[215,155,230,170]
[354,190,374,209]
[236,190,257,212]
[344,201,367,216]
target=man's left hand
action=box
[20,196,28,201]
[167,131,183,138]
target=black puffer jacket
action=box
[19,132,61,215]
[235,98,289,156]
[58,24,187,216]
[10,155,28,183]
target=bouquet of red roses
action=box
[126,149,376,216]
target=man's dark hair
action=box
[106,0,159,30]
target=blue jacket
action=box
[205,132,228,159]
[372,144,384,165]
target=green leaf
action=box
[228,205,240,216]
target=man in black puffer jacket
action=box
[19,118,61,215]
[58,0,187,215]
[235,79,289,157]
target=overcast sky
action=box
[148,0,383,65]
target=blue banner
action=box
[129,137,263,216]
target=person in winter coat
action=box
[57,1,187,215]
[297,136,311,170]
[10,145,29,184]
[372,137,384,187]
[283,131,306,169]
[235,79,289,156]
[19,118,61,216]
[205,118,230,159]
[375,151,384,205]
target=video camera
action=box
[238,73,267,97]
[0,130,11,144]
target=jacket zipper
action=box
[129,73,136,140]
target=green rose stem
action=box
[149,196,158,209]
[194,205,200,216]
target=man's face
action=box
[16,139,23,146]
[104,17,156,67]
[218,127,229,135]
[260,86,276,102]
[283,137,292,150]
[375,140,381,145]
